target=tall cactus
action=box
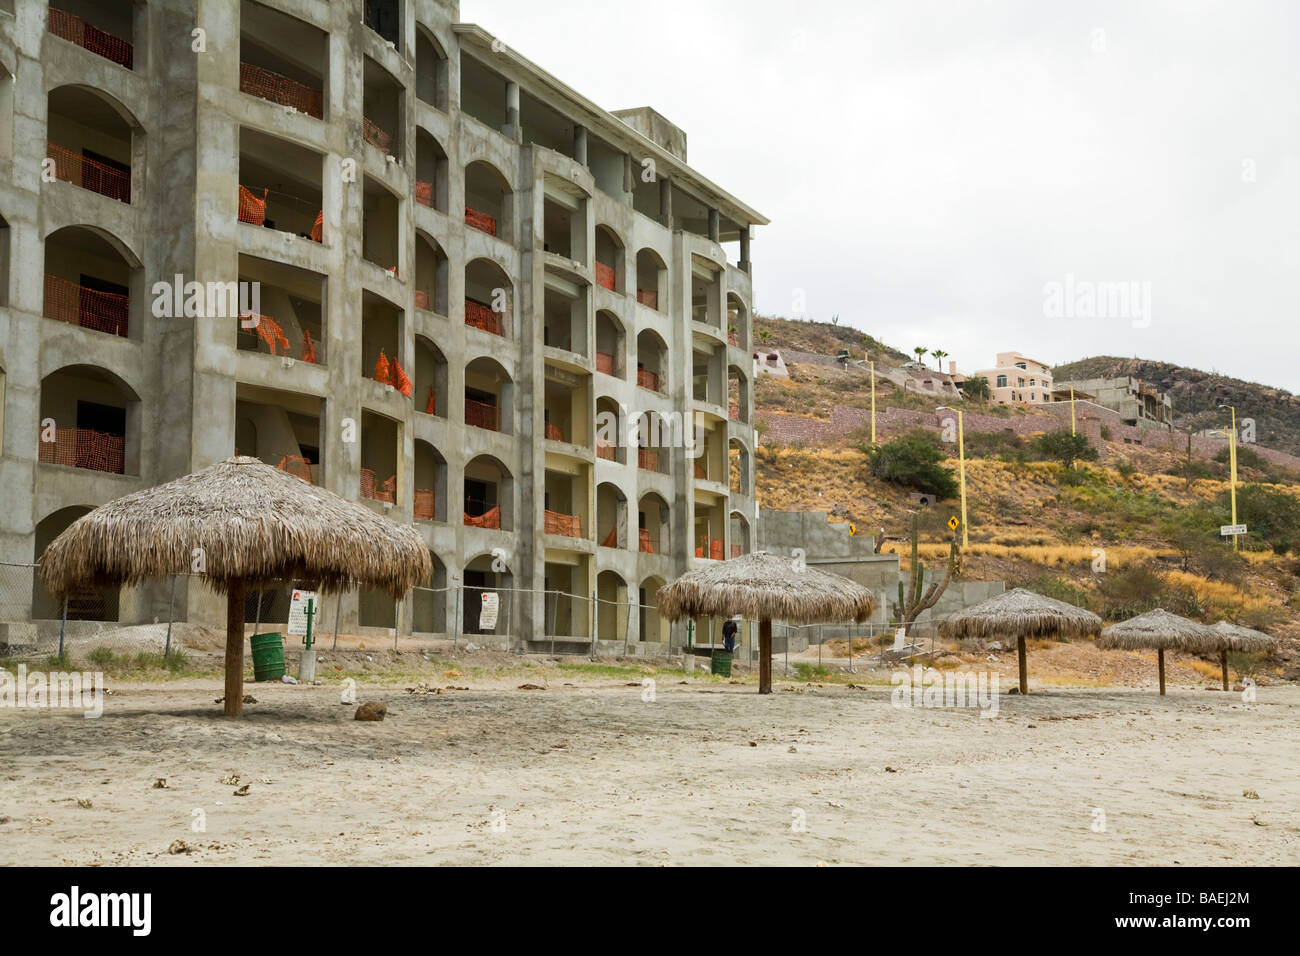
[898,512,960,626]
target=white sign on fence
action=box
[287,589,317,636]
[1220,524,1248,537]
[479,592,499,631]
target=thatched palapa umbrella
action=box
[938,588,1103,695]
[39,457,431,717]
[656,551,877,694]
[1096,608,1219,695]
[1210,621,1276,692]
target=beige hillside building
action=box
[0,0,766,651]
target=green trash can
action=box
[249,632,286,682]
[711,651,733,677]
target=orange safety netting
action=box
[46,143,130,203]
[544,422,565,442]
[302,329,317,364]
[600,526,618,548]
[44,274,129,337]
[694,539,724,560]
[391,359,412,396]
[595,262,616,291]
[360,468,396,503]
[48,7,134,69]
[241,312,290,355]
[545,510,582,538]
[38,427,125,474]
[371,350,412,395]
[363,117,392,153]
[415,180,433,207]
[465,299,502,335]
[694,462,708,480]
[373,350,390,384]
[465,206,497,236]
[464,507,501,530]
[728,332,739,346]
[238,185,268,225]
[465,398,499,431]
[636,368,660,392]
[414,290,430,310]
[414,489,436,521]
[595,351,615,376]
[729,405,739,420]
[276,455,312,483]
[239,62,323,119]
[636,289,658,310]
[731,545,743,559]
[596,440,616,461]
[637,448,658,471]
[424,387,437,415]
[311,211,323,243]
[638,528,655,554]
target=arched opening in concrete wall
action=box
[464,160,512,239]
[237,253,325,364]
[33,506,118,621]
[596,569,629,642]
[637,492,669,555]
[464,256,511,338]
[412,551,448,634]
[413,334,447,418]
[596,481,627,549]
[361,290,406,391]
[634,410,671,475]
[47,1,140,71]
[729,511,751,559]
[635,248,666,311]
[234,383,322,483]
[238,127,323,241]
[543,371,588,447]
[43,225,138,340]
[362,174,401,271]
[359,409,400,505]
[239,0,327,120]
[464,356,513,435]
[464,454,513,532]
[690,258,722,330]
[595,395,623,464]
[363,0,400,47]
[414,231,448,315]
[728,363,750,423]
[635,328,667,394]
[47,85,137,204]
[414,26,449,112]
[542,280,586,356]
[594,225,624,294]
[362,55,404,157]
[414,128,448,213]
[459,54,506,131]
[727,291,749,350]
[595,310,624,379]
[638,574,669,644]
[39,364,140,476]
[463,551,512,634]
[729,437,751,496]
[413,438,446,522]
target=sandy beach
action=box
[1,663,1295,866]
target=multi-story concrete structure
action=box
[1052,375,1173,430]
[0,0,766,651]
[973,351,1055,406]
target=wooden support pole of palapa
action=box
[759,618,773,694]
[1158,648,1166,696]
[1017,636,1029,695]
[1221,650,1229,692]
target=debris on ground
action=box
[355,701,387,721]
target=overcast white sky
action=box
[460,0,1300,392]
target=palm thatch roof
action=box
[937,587,1102,640]
[1096,609,1221,653]
[1211,621,1277,654]
[39,456,431,599]
[655,551,877,625]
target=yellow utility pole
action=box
[938,406,968,548]
[1220,404,1238,552]
[1070,386,1078,470]
[869,359,877,445]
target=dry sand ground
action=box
[1,666,1296,866]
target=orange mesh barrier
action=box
[731,545,742,559]
[595,351,615,375]
[414,489,436,521]
[302,329,318,364]
[596,440,616,461]
[694,462,707,480]
[238,185,268,225]
[595,262,616,291]
[415,180,433,207]
[636,368,660,392]
[544,510,582,538]
[638,528,654,554]
[311,210,323,242]
[44,274,129,337]
[728,333,739,346]
[48,8,134,69]
[414,290,429,310]
[374,350,391,385]
[238,62,323,119]
[276,455,312,483]
[637,448,658,471]
[465,398,499,431]
[46,143,130,203]
[424,387,437,415]
[359,467,376,499]
[729,405,739,420]
[695,547,702,558]
[544,421,565,442]
[391,359,412,396]
[377,475,396,503]
[465,299,503,335]
[241,312,290,356]
[464,507,501,530]
[465,206,497,236]
[38,427,125,474]
[636,289,658,310]
[711,540,724,560]
[360,468,395,503]
[363,117,392,153]
[600,526,617,548]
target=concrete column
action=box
[622,153,634,203]
[504,81,521,142]
[658,176,672,228]
[708,208,720,242]
[739,226,751,273]
[573,124,588,166]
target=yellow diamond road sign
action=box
[948,516,960,530]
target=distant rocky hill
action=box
[1053,356,1300,458]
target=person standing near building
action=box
[722,618,738,653]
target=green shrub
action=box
[864,430,959,498]
[1032,429,1100,468]
[1228,485,1300,554]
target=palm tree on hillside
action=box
[932,349,948,372]
[912,346,928,368]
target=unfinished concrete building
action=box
[0,0,766,651]
[1052,376,1174,430]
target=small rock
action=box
[167,839,190,855]
[76,797,93,809]
[748,741,757,747]
[1233,683,1246,692]
[516,683,544,691]
[219,775,240,786]
[788,746,798,753]
[233,784,251,797]
[0,816,10,825]
[884,766,898,773]
[355,701,387,721]
[988,641,1003,651]
[242,694,256,704]
[1243,789,1260,800]
[153,778,168,789]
